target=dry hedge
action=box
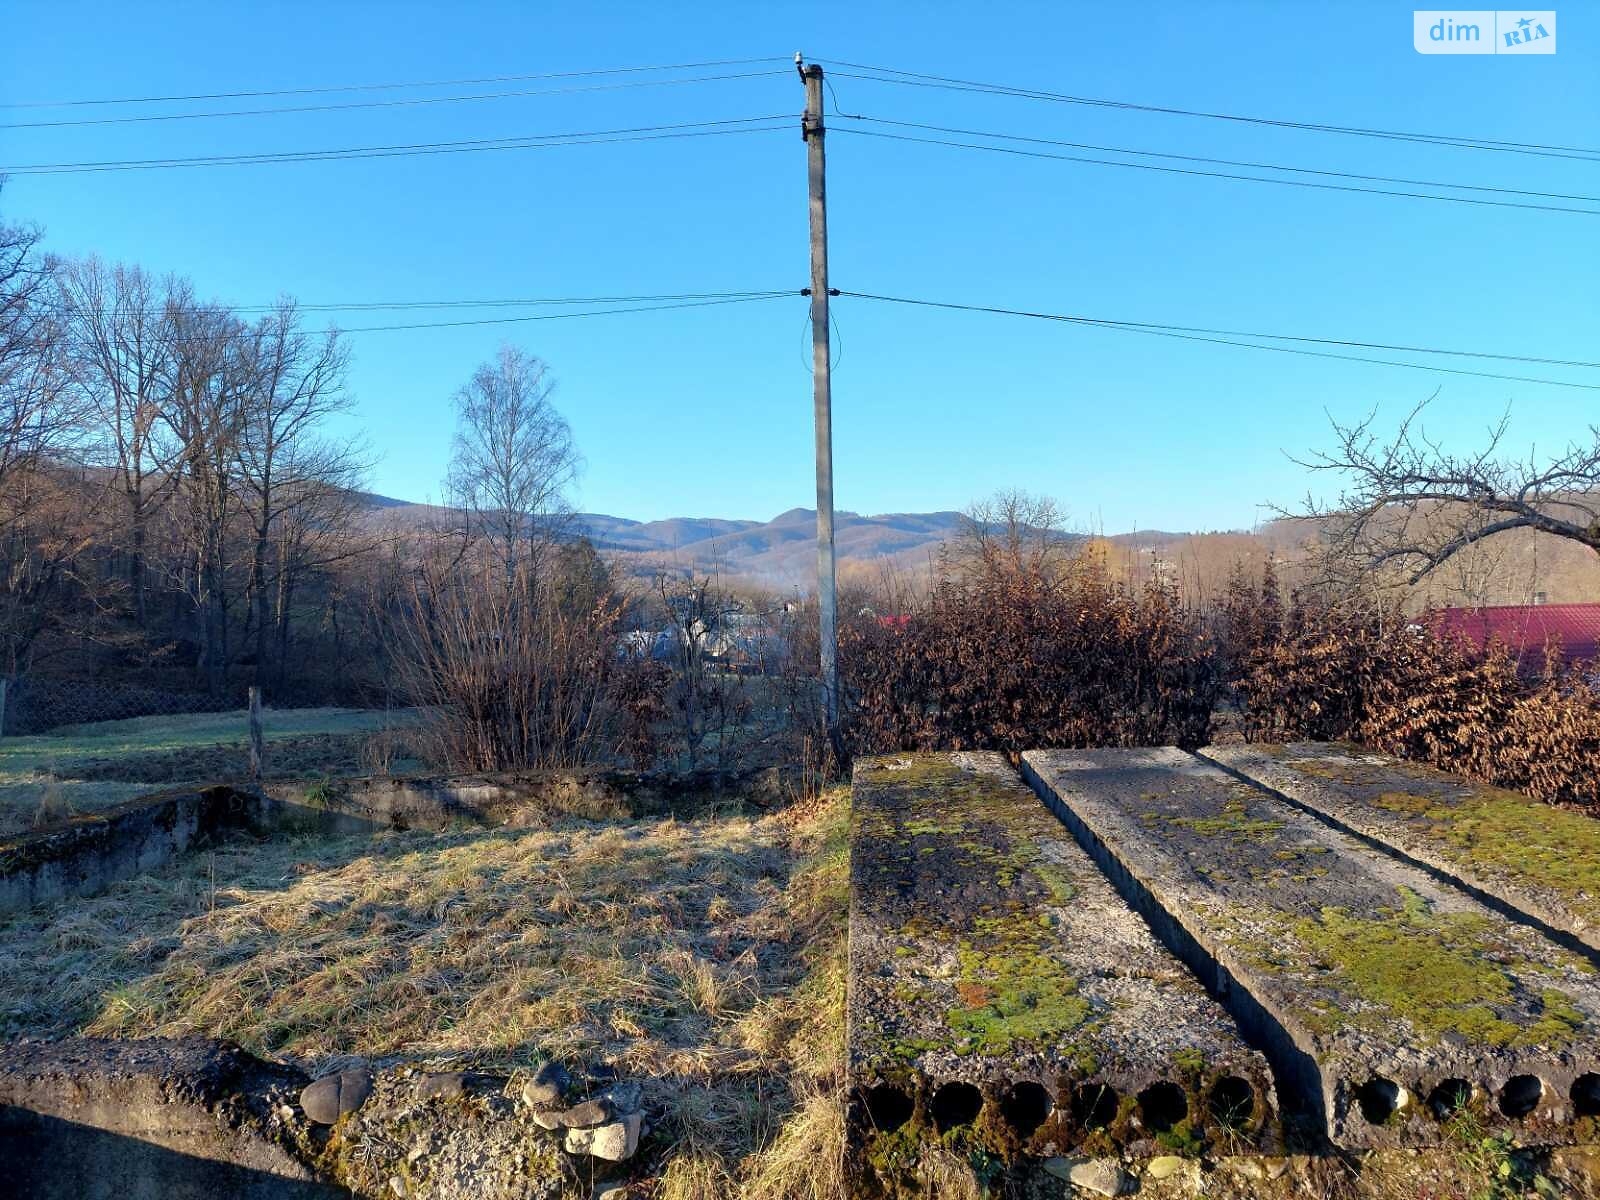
[1232,594,1600,810]
[836,548,1600,813]
[839,556,1219,755]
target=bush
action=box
[1233,595,1600,810]
[839,552,1220,756]
[388,554,668,773]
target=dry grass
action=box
[0,785,853,1199]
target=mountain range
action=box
[364,497,975,584]
[359,492,1600,603]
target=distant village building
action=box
[702,612,786,670]
[617,610,788,671]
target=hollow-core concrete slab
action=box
[1024,747,1600,1148]
[1201,741,1600,957]
[848,751,1276,1191]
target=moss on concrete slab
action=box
[1278,887,1585,1048]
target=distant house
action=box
[1432,604,1600,669]
[703,612,786,669]
[615,630,664,660]
[621,612,789,671]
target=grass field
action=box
[0,789,850,1197]
[0,707,420,836]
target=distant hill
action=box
[577,506,968,584]
[357,494,966,585]
[354,493,1600,603]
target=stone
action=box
[1071,1159,1131,1197]
[300,1066,374,1125]
[530,1110,564,1130]
[846,751,1276,1187]
[0,1036,322,1194]
[564,1112,642,1161]
[592,1184,628,1200]
[1025,747,1600,1150]
[1144,1155,1186,1180]
[556,1098,613,1128]
[419,1071,467,1100]
[1227,1159,1266,1181]
[522,1061,571,1108]
[1044,1157,1129,1196]
[598,1080,642,1115]
[1201,742,1600,955]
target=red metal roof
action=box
[1433,604,1600,667]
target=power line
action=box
[0,70,790,131]
[821,60,1600,163]
[114,293,800,342]
[58,286,1597,368]
[1,116,794,175]
[0,57,792,109]
[339,292,795,333]
[842,115,1600,206]
[44,290,795,317]
[835,291,1600,391]
[835,127,1600,217]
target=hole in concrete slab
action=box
[1000,1081,1052,1138]
[1573,1074,1600,1117]
[1427,1078,1472,1121]
[931,1082,983,1131]
[860,1084,913,1132]
[1137,1081,1188,1133]
[1209,1076,1255,1129]
[1357,1077,1401,1125]
[1071,1083,1120,1131]
[1499,1075,1542,1119]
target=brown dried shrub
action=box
[1233,591,1600,810]
[839,553,1220,756]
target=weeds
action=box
[1226,575,1600,810]
[1443,1109,1561,1200]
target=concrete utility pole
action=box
[799,53,839,737]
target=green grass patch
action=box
[0,707,422,835]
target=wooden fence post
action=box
[248,687,264,783]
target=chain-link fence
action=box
[0,676,371,738]
[0,678,236,737]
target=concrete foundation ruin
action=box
[1023,747,1600,1149]
[847,752,1277,1192]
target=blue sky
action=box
[2,1,1595,531]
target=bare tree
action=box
[0,212,68,502]
[446,346,579,589]
[163,290,250,695]
[950,489,1078,583]
[1298,398,1600,589]
[654,569,749,769]
[389,543,662,772]
[53,256,178,623]
[234,302,361,686]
